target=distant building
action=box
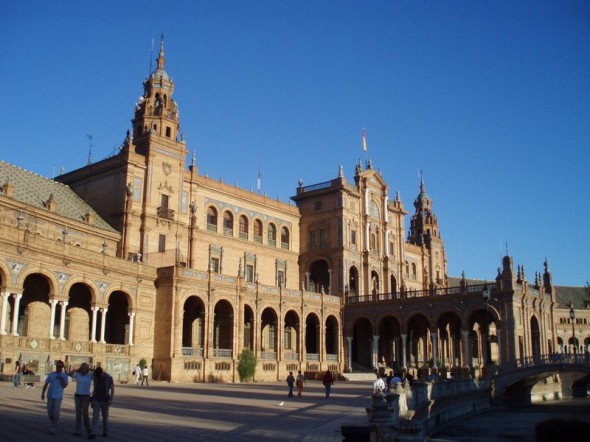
[0,39,587,382]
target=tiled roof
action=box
[0,160,117,233]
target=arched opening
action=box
[352,318,373,370]
[268,223,277,247]
[378,316,401,369]
[280,226,290,250]
[530,316,541,359]
[309,260,330,294]
[239,215,249,240]
[20,273,51,336]
[390,274,397,296]
[305,313,320,356]
[284,310,300,357]
[207,206,218,232]
[213,300,234,357]
[371,270,380,295]
[105,291,129,345]
[348,266,359,297]
[182,296,205,356]
[67,282,93,341]
[223,211,234,236]
[325,315,339,359]
[243,305,254,350]
[261,308,278,358]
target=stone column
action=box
[431,332,439,368]
[128,312,136,346]
[49,298,58,339]
[99,307,107,343]
[90,307,99,343]
[373,335,380,368]
[401,334,408,369]
[305,272,310,291]
[59,301,68,340]
[496,329,502,364]
[346,336,353,371]
[11,293,23,336]
[0,291,10,335]
[462,330,470,368]
[328,269,332,295]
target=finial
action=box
[420,170,425,192]
[338,164,344,178]
[192,150,196,168]
[157,33,165,70]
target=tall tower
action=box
[407,175,447,288]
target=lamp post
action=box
[482,284,492,364]
[569,304,576,355]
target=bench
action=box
[20,375,42,387]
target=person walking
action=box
[133,364,141,385]
[322,369,334,398]
[141,364,149,386]
[296,370,306,398]
[286,371,295,398]
[41,359,69,435]
[13,361,20,387]
[89,366,114,439]
[70,363,93,436]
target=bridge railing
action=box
[496,353,590,375]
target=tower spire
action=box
[157,33,165,70]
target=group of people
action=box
[286,369,334,399]
[133,363,150,385]
[40,360,116,438]
[13,360,35,388]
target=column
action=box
[431,331,439,368]
[327,269,332,295]
[59,301,68,340]
[373,335,380,368]
[11,293,23,336]
[401,334,408,369]
[462,330,470,368]
[346,337,353,371]
[90,307,99,343]
[48,299,58,339]
[496,329,502,364]
[99,307,107,343]
[128,312,136,346]
[0,291,10,335]
[305,272,311,291]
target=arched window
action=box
[223,211,233,236]
[280,227,289,249]
[268,224,277,247]
[411,263,417,279]
[370,201,380,218]
[370,233,377,250]
[254,219,263,244]
[207,207,218,232]
[239,215,249,240]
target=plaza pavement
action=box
[0,378,371,441]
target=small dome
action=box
[151,68,169,81]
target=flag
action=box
[362,129,367,152]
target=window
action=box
[181,191,188,214]
[245,264,254,282]
[277,270,284,288]
[370,233,376,250]
[319,229,328,249]
[223,212,233,236]
[161,194,169,209]
[280,227,289,249]
[133,177,142,201]
[165,126,171,138]
[411,263,417,279]
[268,224,277,247]
[210,257,220,273]
[207,207,218,232]
[284,327,292,350]
[351,230,357,245]
[239,215,248,239]
[254,219,263,243]
[158,234,166,252]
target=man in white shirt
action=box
[141,365,149,386]
[133,364,141,385]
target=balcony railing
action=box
[260,351,277,360]
[182,347,203,357]
[306,353,319,361]
[157,207,175,220]
[285,352,299,361]
[213,348,232,358]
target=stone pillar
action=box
[99,307,107,343]
[90,307,99,343]
[431,332,439,368]
[128,312,136,346]
[373,335,380,369]
[462,330,470,369]
[49,298,58,339]
[496,329,502,364]
[0,291,10,335]
[59,301,68,340]
[305,272,311,291]
[11,293,23,336]
[346,336,353,371]
[401,334,408,369]
[328,269,332,295]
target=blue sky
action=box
[2,1,589,286]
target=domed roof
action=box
[151,68,170,81]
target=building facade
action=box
[1,40,588,382]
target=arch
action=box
[267,223,277,247]
[206,206,218,232]
[377,315,402,368]
[371,270,379,295]
[66,282,94,341]
[253,219,263,243]
[390,274,397,296]
[284,310,300,355]
[239,215,249,240]
[434,310,464,369]
[406,313,431,370]
[325,314,339,357]
[261,307,278,355]
[17,273,52,336]
[531,315,541,358]
[182,296,206,353]
[280,226,290,250]
[213,300,234,355]
[223,211,234,236]
[105,290,130,345]
[305,312,320,355]
[370,200,380,218]
[348,266,359,296]
[243,304,255,350]
[352,317,373,369]
[309,259,330,294]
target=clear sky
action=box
[2,1,589,286]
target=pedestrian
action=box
[385,370,393,391]
[296,370,306,398]
[89,366,114,439]
[322,370,334,398]
[13,361,20,387]
[70,363,93,436]
[41,359,69,435]
[286,371,295,397]
[141,364,149,386]
[133,364,141,385]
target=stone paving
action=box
[0,379,370,441]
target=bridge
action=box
[491,353,590,400]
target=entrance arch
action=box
[309,260,330,294]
